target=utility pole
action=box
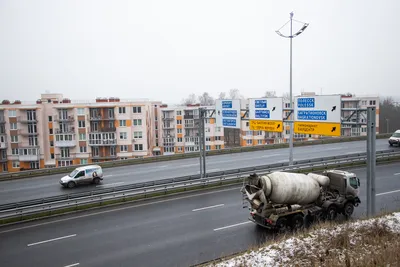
[276,12,309,165]
[366,107,376,216]
[198,108,207,178]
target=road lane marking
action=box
[213,221,252,231]
[394,173,400,176]
[64,263,80,267]
[27,234,77,247]
[376,189,400,196]
[96,182,125,188]
[261,154,282,158]
[0,187,241,234]
[192,204,224,212]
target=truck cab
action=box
[322,169,360,197]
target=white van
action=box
[389,130,400,147]
[60,165,104,188]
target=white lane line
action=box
[213,221,252,231]
[27,234,77,247]
[96,182,124,188]
[192,204,224,212]
[376,189,400,196]
[261,154,282,158]
[394,173,400,176]
[64,263,80,267]
[158,165,168,168]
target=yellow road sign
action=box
[249,120,283,132]
[294,122,341,137]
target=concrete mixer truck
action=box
[241,169,361,231]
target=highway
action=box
[0,139,393,204]
[0,139,398,204]
[0,162,399,267]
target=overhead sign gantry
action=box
[248,97,284,132]
[294,95,342,137]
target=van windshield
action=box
[69,169,79,177]
[392,132,400,138]
[349,177,358,189]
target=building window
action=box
[133,119,142,126]
[246,122,249,127]
[51,153,54,159]
[80,146,87,153]
[49,128,53,134]
[11,136,18,143]
[77,108,85,115]
[12,148,18,155]
[178,147,182,152]
[79,133,86,140]
[12,161,20,168]
[177,111,182,115]
[119,107,126,114]
[177,137,182,142]
[48,116,52,122]
[177,128,182,133]
[133,106,142,113]
[80,159,88,165]
[119,120,126,127]
[247,139,253,145]
[177,120,182,125]
[258,140,263,145]
[206,145,211,151]
[50,140,54,147]
[10,122,17,130]
[120,132,127,140]
[78,120,85,128]
[206,137,211,142]
[8,110,16,117]
[215,136,221,141]
[120,145,128,152]
[134,131,143,139]
[215,145,221,150]
[134,144,143,151]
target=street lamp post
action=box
[276,12,309,166]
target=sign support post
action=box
[366,106,376,216]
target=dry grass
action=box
[206,211,400,267]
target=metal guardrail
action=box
[1,150,399,220]
[0,133,392,180]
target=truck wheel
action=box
[291,214,304,230]
[67,181,76,188]
[276,217,289,233]
[327,205,338,221]
[344,202,355,218]
[93,177,100,185]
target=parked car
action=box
[389,130,400,147]
[60,165,104,188]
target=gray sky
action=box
[1,0,399,104]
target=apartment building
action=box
[159,104,224,155]
[0,94,162,172]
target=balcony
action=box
[89,116,115,121]
[184,123,196,128]
[88,139,117,146]
[18,148,40,162]
[89,127,116,133]
[184,114,200,120]
[18,141,39,148]
[17,116,38,124]
[55,153,76,160]
[0,116,5,124]
[55,139,77,148]
[55,128,75,134]
[184,137,199,146]
[0,142,7,149]
[20,131,39,136]
[54,115,75,122]
[162,116,175,120]
[163,124,175,129]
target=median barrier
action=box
[0,133,392,181]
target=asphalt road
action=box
[0,139,394,205]
[0,162,399,267]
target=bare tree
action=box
[263,90,277,97]
[229,88,244,99]
[181,93,197,105]
[218,92,227,99]
[198,92,215,106]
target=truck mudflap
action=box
[354,196,361,207]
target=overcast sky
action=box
[0,0,399,104]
